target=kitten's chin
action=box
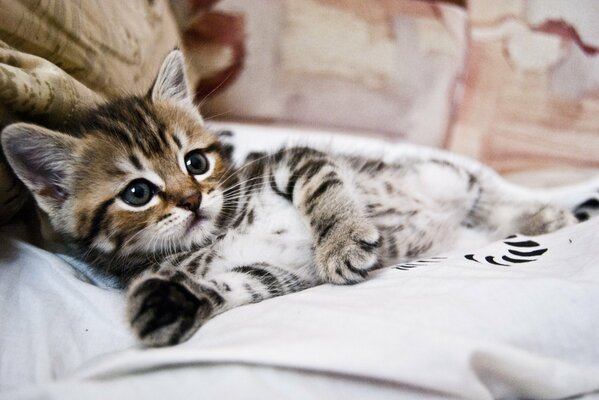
[185,214,208,234]
[184,220,217,248]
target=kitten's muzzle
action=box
[178,193,202,213]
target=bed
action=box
[1,123,598,400]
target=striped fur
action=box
[3,50,597,347]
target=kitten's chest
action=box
[209,191,314,273]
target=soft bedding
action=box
[1,124,599,399]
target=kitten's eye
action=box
[185,150,209,175]
[121,179,155,206]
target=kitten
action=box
[2,51,598,347]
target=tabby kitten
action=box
[2,50,597,347]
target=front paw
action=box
[315,218,381,284]
[127,278,212,347]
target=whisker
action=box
[216,152,274,191]
[221,177,266,195]
[198,69,237,108]
[203,109,233,122]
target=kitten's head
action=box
[2,50,234,267]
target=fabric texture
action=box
[0,0,180,223]
[1,124,599,399]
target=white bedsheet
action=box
[2,218,599,399]
[1,125,599,399]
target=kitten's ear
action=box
[1,123,77,212]
[151,50,193,106]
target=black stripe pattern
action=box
[463,236,548,267]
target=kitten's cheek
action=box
[202,194,223,220]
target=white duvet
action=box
[1,124,598,399]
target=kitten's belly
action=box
[208,191,317,279]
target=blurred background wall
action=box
[178,0,599,182]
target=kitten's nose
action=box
[178,193,202,211]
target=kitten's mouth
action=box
[186,212,207,232]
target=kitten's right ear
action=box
[151,50,192,105]
[150,49,203,123]
[1,123,77,212]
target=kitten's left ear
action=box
[150,50,194,108]
[1,123,77,213]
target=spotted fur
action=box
[2,51,597,347]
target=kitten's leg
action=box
[269,147,382,284]
[473,201,577,237]
[465,170,583,237]
[446,167,598,238]
[382,155,584,237]
[127,262,312,347]
[534,176,599,222]
[358,156,586,260]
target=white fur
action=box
[208,190,317,282]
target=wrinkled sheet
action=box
[1,125,599,399]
